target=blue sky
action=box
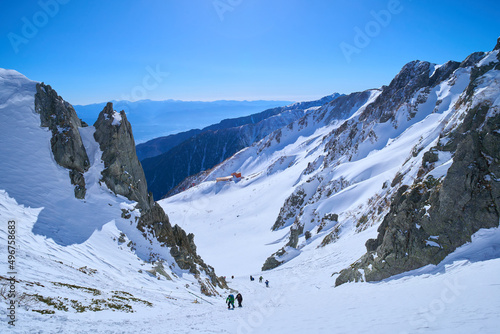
[1,0,499,105]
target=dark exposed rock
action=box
[272,189,307,231]
[69,169,86,199]
[34,83,90,199]
[463,60,500,100]
[287,222,305,249]
[359,58,460,126]
[315,91,374,125]
[360,61,433,124]
[391,172,404,188]
[494,36,500,51]
[319,224,341,248]
[136,202,226,292]
[262,248,286,271]
[263,218,305,271]
[428,61,460,87]
[422,150,439,166]
[459,52,486,68]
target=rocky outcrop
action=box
[335,99,500,286]
[263,215,306,271]
[272,189,308,231]
[359,59,460,124]
[34,83,90,199]
[93,103,226,294]
[262,248,286,271]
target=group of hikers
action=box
[225,275,270,309]
[250,275,269,287]
[225,293,243,309]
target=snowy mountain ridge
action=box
[161,41,500,282]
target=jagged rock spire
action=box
[93,102,151,209]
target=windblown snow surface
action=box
[1,52,500,334]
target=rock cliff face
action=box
[93,103,226,294]
[34,83,90,199]
[93,102,151,209]
[334,45,500,286]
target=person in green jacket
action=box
[226,294,235,309]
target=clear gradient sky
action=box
[1,0,500,105]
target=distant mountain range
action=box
[74,99,293,144]
[139,94,342,199]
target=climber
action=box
[259,276,263,283]
[236,293,243,307]
[250,275,254,281]
[265,280,269,287]
[226,294,235,309]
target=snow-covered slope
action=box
[158,44,500,332]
